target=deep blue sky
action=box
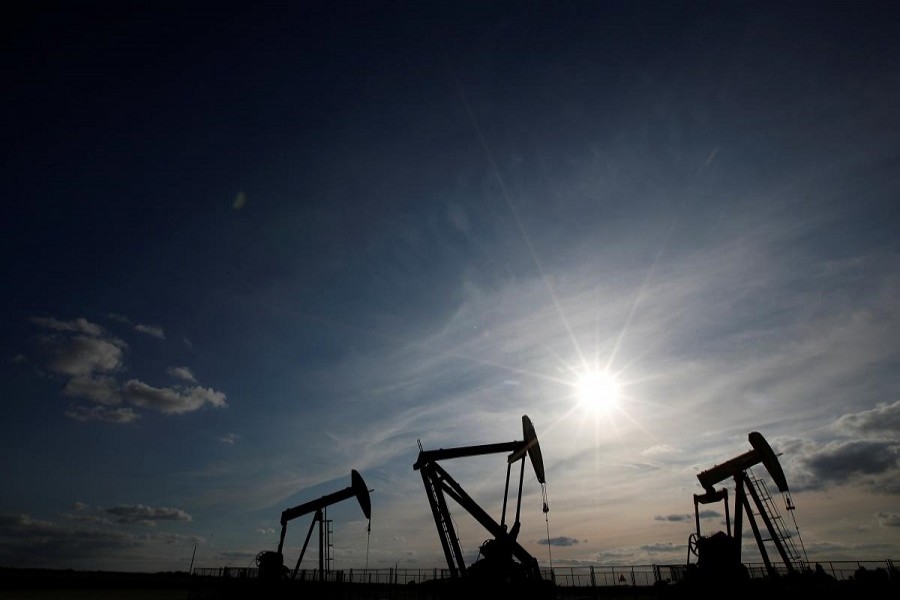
[2,1,899,572]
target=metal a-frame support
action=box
[414,415,546,580]
[733,470,796,577]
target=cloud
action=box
[641,445,678,457]
[104,504,192,525]
[65,405,140,424]
[166,366,197,383]
[233,191,247,209]
[41,334,125,377]
[539,536,580,547]
[63,503,115,525]
[698,510,722,519]
[123,380,227,414]
[256,528,275,535]
[806,440,899,480]
[878,512,900,527]
[219,433,239,445]
[833,400,900,440]
[789,437,900,494]
[62,513,114,525]
[775,401,900,494]
[654,514,691,523]
[107,313,132,325]
[0,513,139,561]
[134,324,166,339]
[25,315,228,424]
[30,316,105,337]
[639,541,681,554]
[62,375,121,405]
[0,512,204,569]
[28,316,125,378]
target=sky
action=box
[2,0,899,575]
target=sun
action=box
[575,369,620,412]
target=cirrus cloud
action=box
[134,324,166,339]
[29,316,105,337]
[104,504,192,525]
[123,380,227,414]
[65,405,139,424]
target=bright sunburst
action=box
[575,369,620,412]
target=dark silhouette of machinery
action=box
[688,432,808,583]
[257,469,372,581]
[413,415,549,586]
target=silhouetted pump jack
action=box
[257,469,372,581]
[689,431,807,582]
[413,415,547,584]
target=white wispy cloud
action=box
[166,366,197,383]
[641,445,678,457]
[123,380,227,414]
[30,316,105,337]
[134,324,166,339]
[219,433,239,445]
[65,405,140,424]
[104,504,192,525]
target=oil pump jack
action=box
[688,432,808,582]
[257,470,372,581]
[413,415,549,586]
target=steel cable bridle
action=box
[365,519,371,572]
[542,483,553,572]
